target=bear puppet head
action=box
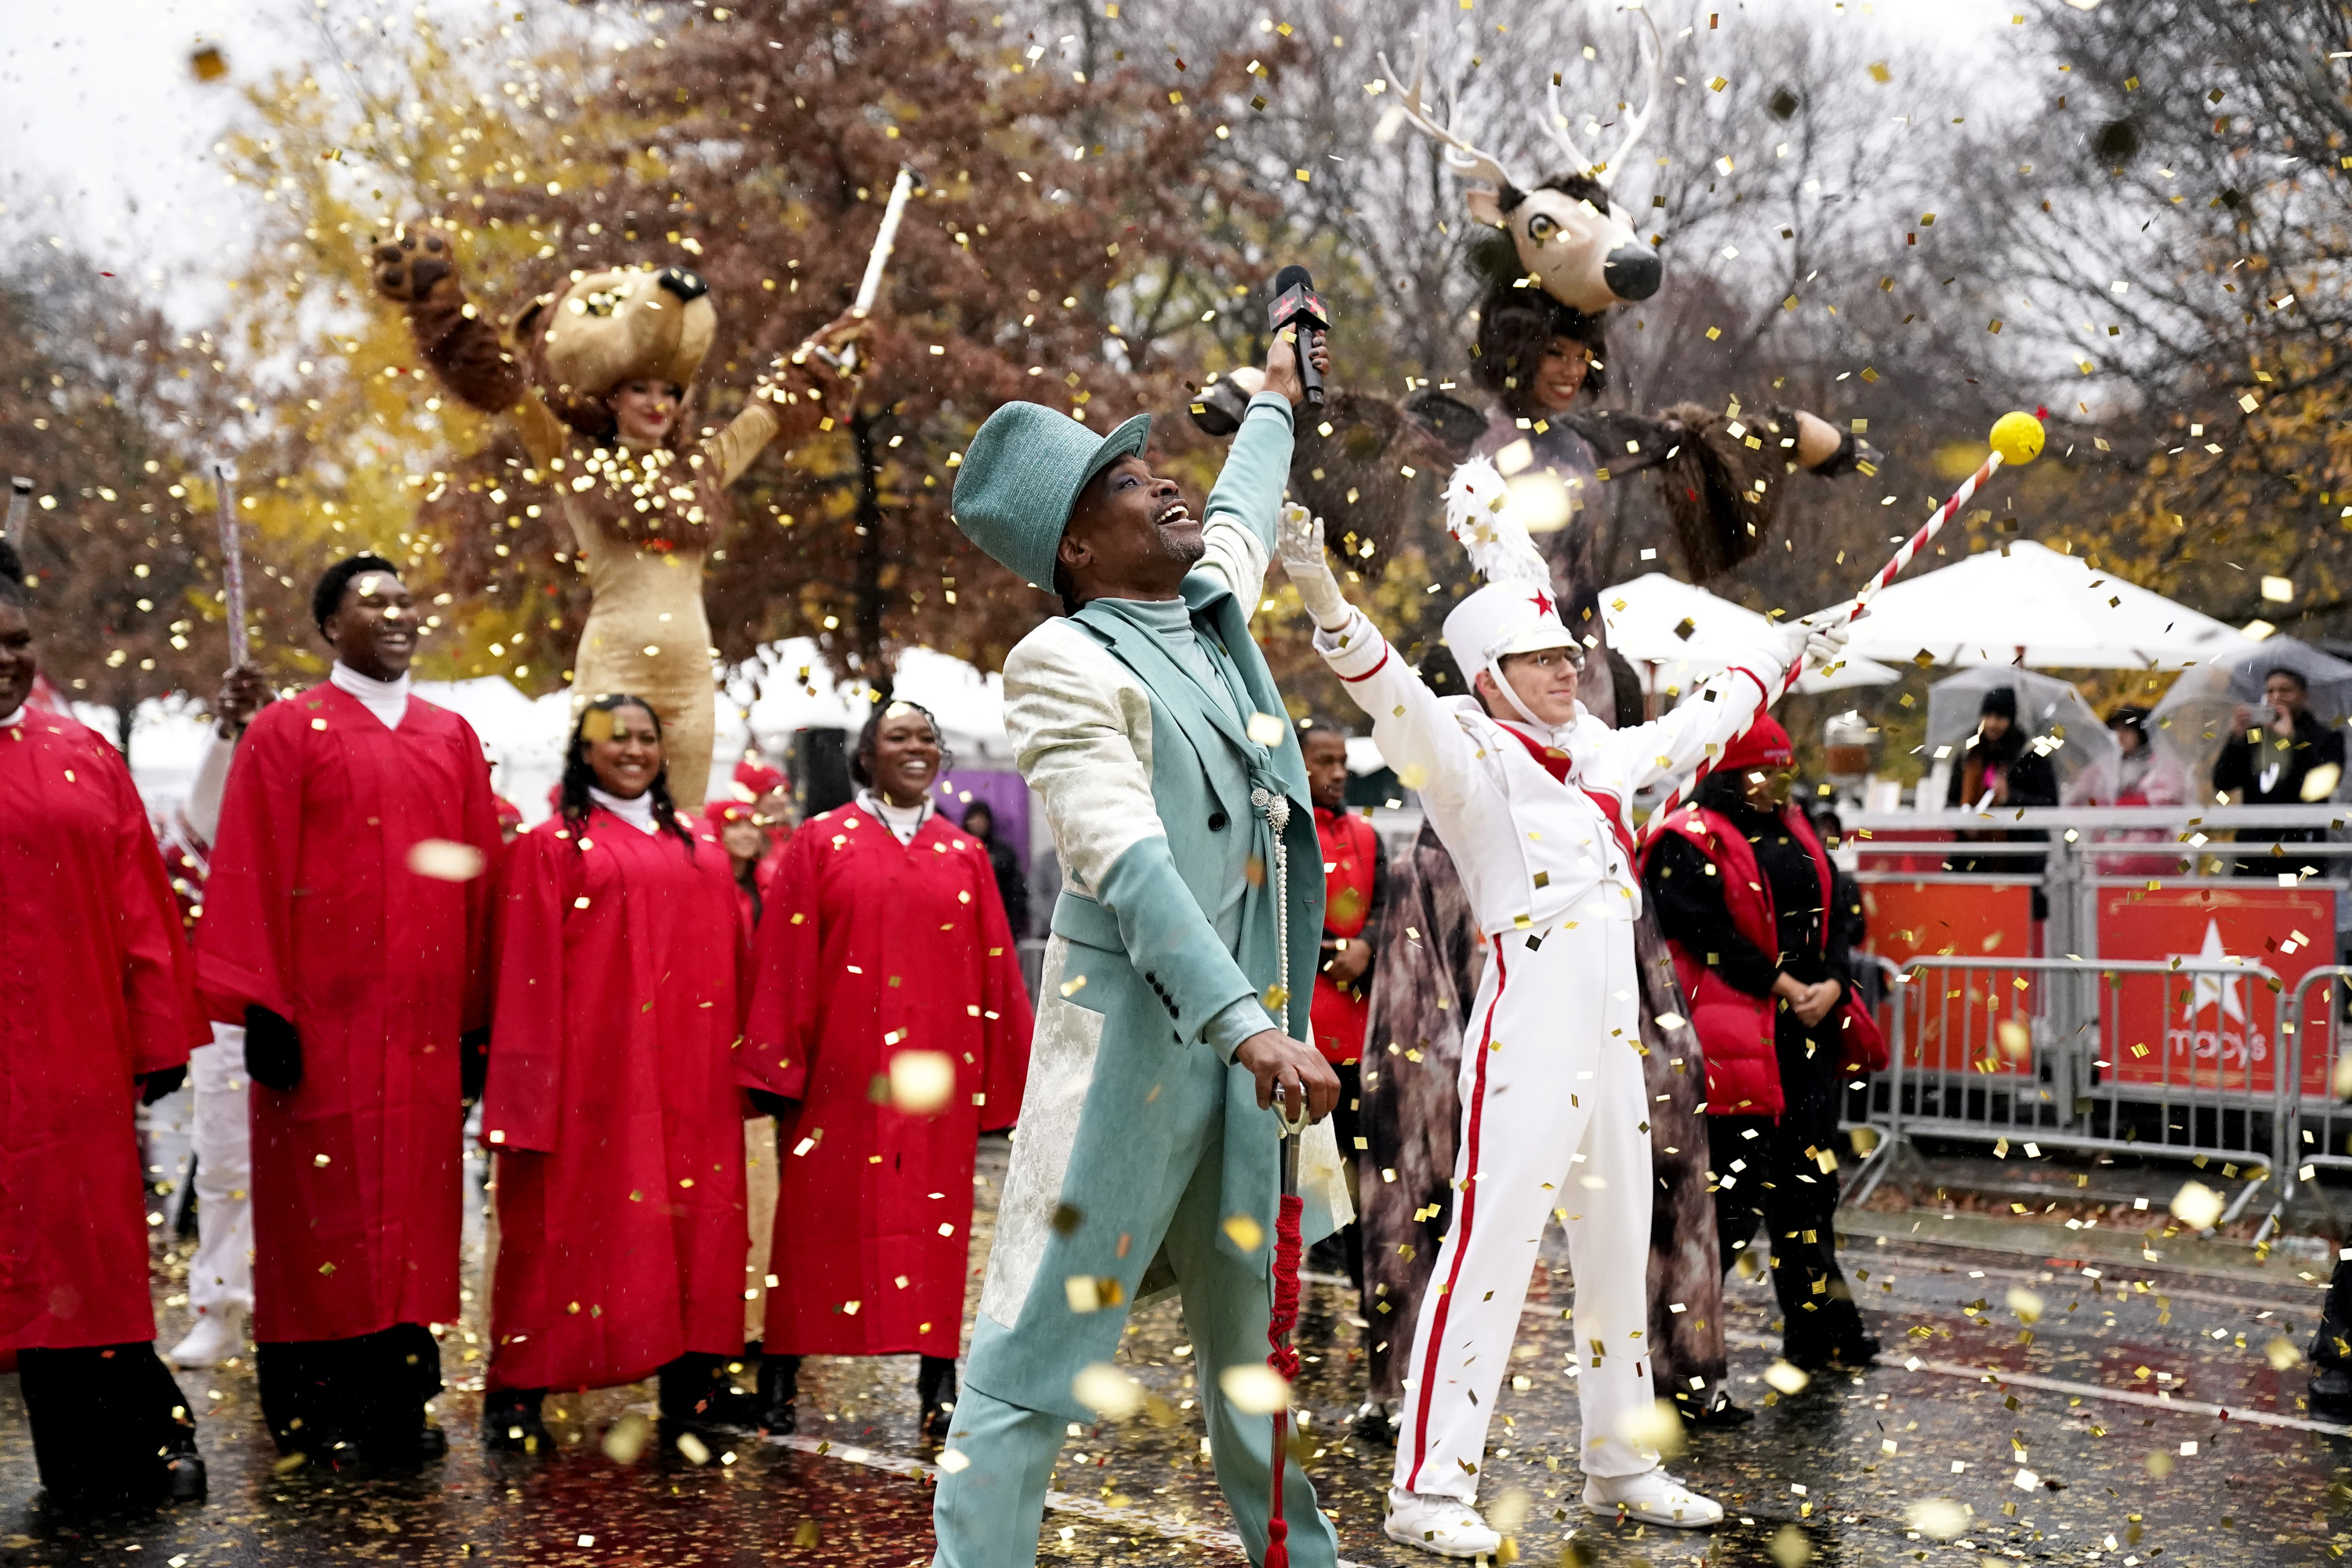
[514,263,719,441]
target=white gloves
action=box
[1769,618,1851,676]
[1275,504,1352,630]
[1803,619,1852,670]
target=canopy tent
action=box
[1920,666,2118,807]
[1600,573,1900,695]
[1838,540,2254,670]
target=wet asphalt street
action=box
[5,1116,2350,1566]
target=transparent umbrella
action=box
[1922,666,2118,807]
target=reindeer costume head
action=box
[1380,11,1666,316]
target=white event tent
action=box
[1837,540,2254,670]
[1601,572,1901,695]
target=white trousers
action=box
[1392,916,1657,1502]
[187,1026,255,1318]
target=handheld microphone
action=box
[1267,265,1328,407]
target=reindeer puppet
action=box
[1258,14,1877,1441]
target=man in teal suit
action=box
[936,328,1344,1566]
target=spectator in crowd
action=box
[196,554,503,1466]
[2064,704,2192,878]
[477,695,757,1450]
[1645,716,1880,1373]
[743,699,1033,1440]
[960,799,1029,942]
[0,543,210,1508]
[2216,667,2346,874]
[1944,686,2060,918]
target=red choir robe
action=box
[746,802,1033,1358]
[194,683,501,1345]
[1,710,207,1351]
[480,808,751,1392]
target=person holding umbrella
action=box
[2216,666,2347,873]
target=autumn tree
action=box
[0,252,231,750]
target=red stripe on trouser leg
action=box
[1392,920,1660,1499]
[1402,946,1508,1494]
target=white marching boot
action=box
[168,1306,245,1369]
[1383,1487,1504,1558]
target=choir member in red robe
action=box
[0,556,209,1508]
[1301,720,1386,1300]
[706,797,769,932]
[479,695,758,1450]
[743,700,1033,1439]
[195,554,502,1466]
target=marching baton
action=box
[5,477,29,549]
[214,458,249,668]
[816,165,922,378]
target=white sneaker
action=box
[168,1308,245,1369]
[1383,1487,1503,1558]
[1582,1465,1725,1528]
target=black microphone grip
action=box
[1268,265,1329,408]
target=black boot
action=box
[483,1388,551,1453]
[164,1454,209,1504]
[1677,1388,1755,1428]
[918,1356,957,1443]
[757,1355,800,1436]
[659,1352,759,1428]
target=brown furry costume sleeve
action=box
[372,228,566,467]
[1559,404,1807,581]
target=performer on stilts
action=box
[1276,470,1846,1555]
[1284,16,1886,1436]
[369,228,862,809]
[932,323,1350,1567]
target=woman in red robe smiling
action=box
[480,694,757,1450]
[745,701,1033,1440]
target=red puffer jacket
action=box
[1644,803,1839,1119]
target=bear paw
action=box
[370,226,460,304]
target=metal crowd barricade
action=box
[1829,800,2352,1207]
[2283,965,2352,1207]
[1844,953,2292,1206]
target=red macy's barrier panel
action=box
[1857,868,2336,1098]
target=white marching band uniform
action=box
[1279,463,1831,1552]
[170,728,254,1369]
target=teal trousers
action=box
[931,1057,1338,1568]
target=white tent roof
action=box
[1838,540,2254,670]
[1601,572,1900,694]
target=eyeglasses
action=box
[1504,648,1581,673]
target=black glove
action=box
[245,1005,303,1092]
[745,1088,797,1120]
[1812,427,1884,479]
[138,1064,187,1106]
[459,1026,491,1106]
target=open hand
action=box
[370,226,459,304]
[1276,505,1351,630]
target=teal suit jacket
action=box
[970,394,1331,1418]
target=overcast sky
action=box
[2,0,2039,326]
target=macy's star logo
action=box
[1530,590,1555,616]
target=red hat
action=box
[734,758,784,799]
[1717,713,1793,775]
[704,799,755,828]
[492,794,525,830]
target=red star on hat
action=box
[1530,590,1555,616]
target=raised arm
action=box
[1192,327,1327,606]
[1276,510,1487,812]
[1596,632,1802,798]
[702,310,867,487]
[371,227,568,467]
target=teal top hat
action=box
[952,403,1152,593]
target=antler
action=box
[1602,9,1667,188]
[1376,33,1521,193]
[1537,8,1668,190]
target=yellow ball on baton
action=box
[1989,410,2045,466]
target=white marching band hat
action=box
[1439,456,1579,725]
